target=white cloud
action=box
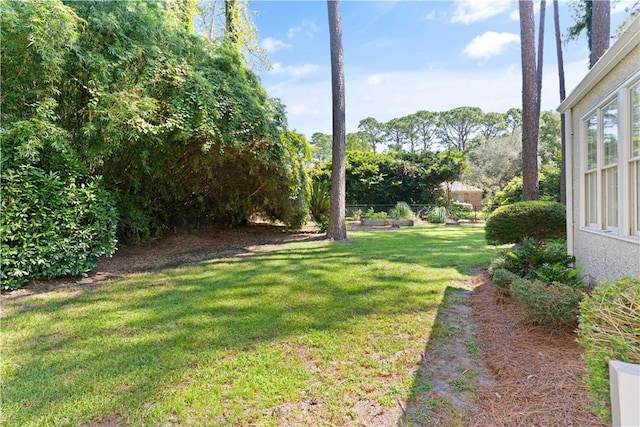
[269,62,320,79]
[612,0,638,14]
[287,20,320,39]
[451,0,512,24]
[261,37,291,53]
[367,74,387,85]
[423,9,438,20]
[462,31,520,60]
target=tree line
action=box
[310,106,525,163]
[309,107,563,206]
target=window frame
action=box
[580,73,640,241]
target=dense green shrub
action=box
[510,277,585,326]
[312,150,465,206]
[389,201,414,219]
[1,115,118,290]
[485,201,566,245]
[577,276,640,421]
[491,268,519,296]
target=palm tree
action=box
[326,0,347,241]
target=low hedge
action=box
[485,201,566,245]
[510,277,585,326]
[577,276,640,421]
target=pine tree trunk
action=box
[554,0,567,204]
[326,0,347,241]
[519,0,540,201]
[590,0,610,67]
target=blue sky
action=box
[249,0,636,138]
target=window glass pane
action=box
[587,114,598,170]
[604,166,618,228]
[632,82,640,158]
[603,99,618,166]
[585,171,597,226]
[634,161,640,234]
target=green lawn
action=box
[1,225,495,426]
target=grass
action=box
[1,224,495,426]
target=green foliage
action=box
[0,0,81,123]
[492,166,561,207]
[1,117,117,289]
[510,277,585,326]
[389,201,414,219]
[2,0,312,243]
[577,276,640,421]
[485,201,566,245]
[499,238,574,278]
[363,208,388,220]
[309,180,330,232]
[530,263,584,289]
[491,268,519,296]
[313,150,465,206]
[425,206,447,223]
[450,201,475,221]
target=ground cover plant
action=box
[1,225,495,426]
[578,276,640,421]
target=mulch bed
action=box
[466,274,606,427]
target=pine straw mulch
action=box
[465,274,606,427]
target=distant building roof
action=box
[440,181,483,193]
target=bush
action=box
[577,276,640,421]
[485,201,566,245]
[530,263,584,288]
[425,206,447,223]
[1,116,118,290]
[1,167,118,290]
[505,238,575,278]
[491,268,519,296]
[363,208,388,220]
[309,180,330,232]
[389,201,414,219]
[510,277,585,326]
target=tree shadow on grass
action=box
[2,225,495,425]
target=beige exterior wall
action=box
[452,191,483,209]
[564,41,640,282]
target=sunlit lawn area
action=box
[1,225,495,426]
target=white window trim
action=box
[579,72,640,245]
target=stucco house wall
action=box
[558,16,640,282]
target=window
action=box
[583,101,619,230]
[602,100,618,229]
[631,81,640,235]
[585,114,598,226]
[582,77,640,239]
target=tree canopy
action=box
[1,0,311,243]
